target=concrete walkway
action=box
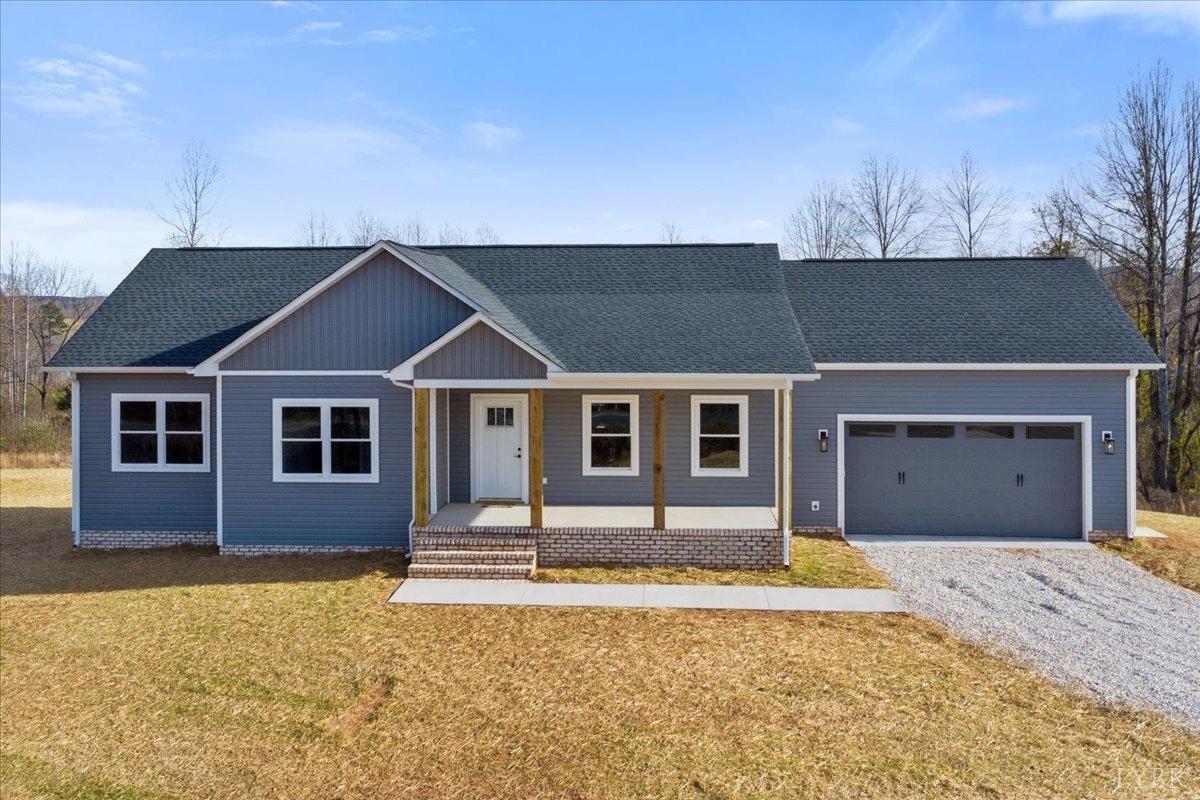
[388,579,904,612]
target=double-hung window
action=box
[581,394,639,475]
[111,393,209,472]
[690,395,749,477]
[273,399,379,482]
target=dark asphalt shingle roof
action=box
[50,242,816,374]
[784,257,1159,364]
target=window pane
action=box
[282,406,321,439]
[331,441,371,474]
[486,407,512,428]
[1026,425,1075,440]
[699,436,740,468]
[505,408,513,426]
[487,407,495,426]
[848,423,895,438]
[590,402,630,434]
[331,406,370,439]
[699,403,740,435]
[165,433,204,464]
[966,424,1014,440]
[119,401,156,431]
[165,401,202,432]
[590,436,632,469]
[282,440,322,473]
[120,433,157,463]
[907,424,955,439]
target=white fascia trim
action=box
[216,370,389,377]
[48,366,191,373]
[834,413,1093,539]
[815,362,1165,371]
[581,394,640,476]
[192,241,483,376]
[410,376,807,389]
[386,312,561,381]
[71,377,80,544]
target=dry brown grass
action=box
[0,451,71,469]
[535,536,890,588]
[2,469,1198,799]
[1101,510,1200,592]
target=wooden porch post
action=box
[653,389,666,530]
[529,388,544,527]
[413,388,430,527]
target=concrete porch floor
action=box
[427,502,780,529]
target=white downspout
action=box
[1126,369,1137,538]
[71,374,80,546]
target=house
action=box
[46,242,1161,576]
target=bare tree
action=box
[472,222,502,245]
[937,151,1013,257]
[782,180,856,259]
[155,141,223,247]
[1029,185,1082,257]
[395,215,430,246]
[659,222,685,244]
[296,212,340,246]
[436,222,503,245]
[345,209,394,246]
[845,155,933,258]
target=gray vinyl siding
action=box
[413,322,547,379]
[221,376,411,548]
[448,389,775,507]
[791,371,1128,531]
[221,251,473,370]
[78,373,217,532]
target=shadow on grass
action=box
[0,507,407,597]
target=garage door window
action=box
[966,424,1014,439]
[848,423,895,438]
[1026,425,1075,440]
[907,424,955,438]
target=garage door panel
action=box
[844,421,1080,538]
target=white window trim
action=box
[110,393,210,473]
[690,394,749,478]
[272,398,380,483]
[581,394,640,476]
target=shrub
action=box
[14,419,57,452]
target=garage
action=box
[843,419,1083,538]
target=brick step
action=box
[411,549,537,566]
[407,563,534,580]
[412,535,537,552]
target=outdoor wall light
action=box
[1102,431,1115,455]
[818,429,829,453]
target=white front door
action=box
[471,394,528,501]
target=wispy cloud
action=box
[243,20,461,47]
[241,120,421,165]
[6,49,149,137]
[297,20,343,33]
[461,121,523,151]
[1064,122,1107,137]
[945,95,1021,120]
[744,220,770,231]
[862,1,959,79]
[1004,1,1200,35]
[826,116,865,135]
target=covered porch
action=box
[427,502,781,530]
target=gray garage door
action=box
[844,421,1082,538]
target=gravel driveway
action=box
[861,545,1200,728]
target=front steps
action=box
[409,531,537,580]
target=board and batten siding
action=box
[413,321,547,379]
[221,251,473,371]
[790,370,1129,532]
[221,376,411,548]
[448,389,775,507]
[77,373,217,532]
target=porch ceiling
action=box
[428,503,779,530]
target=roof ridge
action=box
[401,242,762,249]
[790,255,1077,263]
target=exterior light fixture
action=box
[1102,431,1115,455]
[818,429,829,453]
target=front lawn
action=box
[1101,510,1200,592]
[534,535,890,587]
[2,468,1197,799]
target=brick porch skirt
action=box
[78,530,217,549]
[418,525,785,569]
[1087,529,1126,542]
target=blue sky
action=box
[1,0,1198,290]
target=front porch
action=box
[427,502,781,530]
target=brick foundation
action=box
[790,526,843,540]
[78,530,217,549]
[1087,529,1127,542]
[419,525,784,569]
[219,544,407,556]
